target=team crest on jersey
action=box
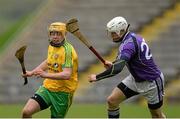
[53,54,59,59]
[53,63,59,68]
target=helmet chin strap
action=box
[49,39,65,47]
[113,24,130,43]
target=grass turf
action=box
[0,103,179,118]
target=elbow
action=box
[113,66,122,75]
[113,70,121,75]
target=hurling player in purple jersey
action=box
[88,16,165,118]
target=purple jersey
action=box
[117,32,161,81]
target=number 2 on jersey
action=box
[140,39,152,60]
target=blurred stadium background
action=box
[0,0,180,118]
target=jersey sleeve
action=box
[62,44,73,68]
[118,39,136,61]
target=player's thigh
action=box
[143,74,165,117]
[108,75,135,103]
[108,87,126,104]
[50,92,73,118]
[22,98,41,114]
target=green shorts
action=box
[31,86,73,118]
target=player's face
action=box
[110,32,123,42]
[49,31,64,44]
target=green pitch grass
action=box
[0,103,179,118]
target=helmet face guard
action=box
[48,22,67,47]
[48,38,65,47]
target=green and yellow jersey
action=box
[43,40,78,93]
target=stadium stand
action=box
[0,0,177,103]
[0,0,43,35]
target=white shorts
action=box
[119,73,164,108]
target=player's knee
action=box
[22,108,32,118]
[107,96,118,106]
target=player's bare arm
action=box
[35,67,72,80]
[22,60,48,78]
[22,71,34,77]
[89,59,126,82]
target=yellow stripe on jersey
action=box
[43,40,78,93]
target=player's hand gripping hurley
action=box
[66,18,106,65]
[15,45,28,85]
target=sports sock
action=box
[108,108,119,119]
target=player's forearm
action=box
[96,59,126,81]
[44,71,71,80]
[33,60,48,71]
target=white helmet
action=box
[107,16,128,35]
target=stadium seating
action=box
[0,0,44,37]
[0,0,177,103]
